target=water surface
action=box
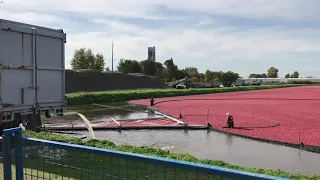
[78,129,320,175]
[47,104,320,175]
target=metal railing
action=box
[0,138,3,180]
[1,128,288,180]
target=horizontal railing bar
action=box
[3,127,21,135]
[23,138,287,180]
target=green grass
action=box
[0,163,60,180]
[20,130,320,180]
[21,150,229,180]
[66,84,301,106]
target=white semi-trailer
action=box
[0,19,66,133]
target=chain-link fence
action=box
[1,128,287,180]
[22,140,235,180]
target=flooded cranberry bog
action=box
[42,86,320,175]
[131,86,320,149]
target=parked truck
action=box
[0,19,66,133]
[235,79,245,86]
[251,80,261,86]
[169,77,192,89]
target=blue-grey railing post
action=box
[2,132,12,180]
[3,127,23,180]
[14,129,24,180]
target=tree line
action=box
[285,71,299,78]
[70,48,240,83]
[117,58,241,83]
[70,48,301,84]
[249,67,300,78]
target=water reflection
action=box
[112,111,163,121]
[147,109,155,117]
[225,134,233,147]
[183,129,188,136]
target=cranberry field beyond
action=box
[130,86,320,147]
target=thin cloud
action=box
[1,0,320,77]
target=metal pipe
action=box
[20,89,24,104]
[49,111,78,117]
[62,37,66,105]
[92,103,163,116]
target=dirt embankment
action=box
[66,71,169,93]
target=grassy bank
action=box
[66,84,301,106]
[22,130,319,180]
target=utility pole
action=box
[111,41,115,72]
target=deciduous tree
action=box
[117,59,142,73]
[221,71,239,82]
[249,74,263,78]
[140,60,157,76]
[267,67,279,78]
[164,58,180,81]
[261,73,267,78]
[292,71,299,78]
[285,73,291,78]
[70,48,105,72]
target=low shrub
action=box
[290,81,317,84]
[66,84,301,105]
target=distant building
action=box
[238,77,320,83]
[148,46,156,61]
[240,78,286,84]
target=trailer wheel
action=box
[25,113,41,132]
[25,114,35,130]
[35,112,42,132]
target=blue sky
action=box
[1,0,320,77]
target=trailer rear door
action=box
[0,20,66,111]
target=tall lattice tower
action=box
[148,46,156,61]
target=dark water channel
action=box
[49,103,320,175]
